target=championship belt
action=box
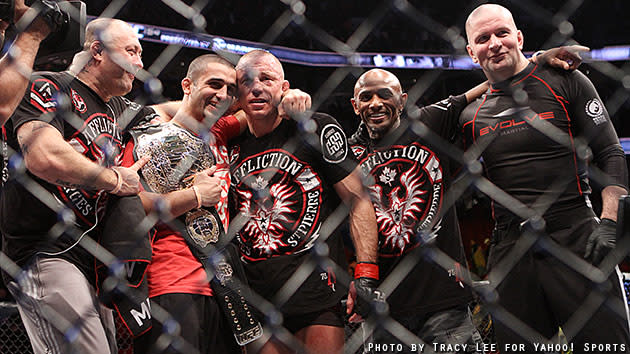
[130,123,263,345]
[209,243,263,345]
[132,123,222,247]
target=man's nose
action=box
[488,35,502,50]
[251,79,263,96]
[368,96,383,109]
[215,85,228,101]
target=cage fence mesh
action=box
[0,0,629,353]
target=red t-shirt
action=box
[122,114,240,297]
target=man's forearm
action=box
[139,189,198,219]
[464,81,488,104]
[600,185,628,221]
[0,22,50,123]
[349,197,379,263]
[19,122,118,191]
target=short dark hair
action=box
[186,54,235,83]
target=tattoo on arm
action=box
[30,121,51,133]
[17,135,29,155]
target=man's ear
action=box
[181,77,192,96]
[282,80,290,92]
[400,92,408,108]
[467,44,478,64]
[350,97,360,115]
[90,41,103,61]
[517,30,524,51]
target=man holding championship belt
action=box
[125,53,313,354]
[123,54,247,354]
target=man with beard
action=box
[462,4,630,352]
[1,18,157,353]
[348,68,486,353]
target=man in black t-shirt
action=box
[1,18,156,353]
[462,4,630,352]
[228,50,379,354]
[348,69,486,353]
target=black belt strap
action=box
[176,208,263,346]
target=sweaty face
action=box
[351,72,406,140]
[100,23,143,97]
[466,7,524,82]
[188,62,237,122]
[236,55,287,121]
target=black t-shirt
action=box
[460,63,628,224]
[228,113,355,315]
[0,71,156,280]
[349,95,472,317]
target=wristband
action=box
[109,168,123,194]
[191,185,202,209]
[355,262,379,280]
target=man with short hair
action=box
[1,18,157,353]
[228,50,379,353]
[462,4,630,352]
[125,53,242,354]
[348,68,486,353]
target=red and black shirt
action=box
[460,63,628,223]
[1,71,156,278]
[349,95,472,317]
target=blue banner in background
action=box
[100,19,630,70]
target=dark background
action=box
[77,0,630,139]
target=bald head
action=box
[465,4,528,83]
[465,4,517,43]
[351,69,407,140]
[83,18,135,50]
[354,69,402,97]
[70,18,138,74]
[236,50,284,80]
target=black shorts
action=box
[283,305,345,333]
[488,211,630,353]
[244,252,346,317]
[133,293,240,354]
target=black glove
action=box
[31,0,65,33]
[584,218,617,265]
[352,262,386,318]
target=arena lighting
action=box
[83,17,629,69]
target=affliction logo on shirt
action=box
[71,89,87,113]
[357,143,443,256]
[232,149,323,261]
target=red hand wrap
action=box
[355,262,379,280]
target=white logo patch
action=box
[585,98,606,125]
[320,124,347,164]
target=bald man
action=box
[1,18,158,353]
[348,69,487,353]
[228,50,379,354]
[462,4,629,352]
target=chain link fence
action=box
[1,0,629,353]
